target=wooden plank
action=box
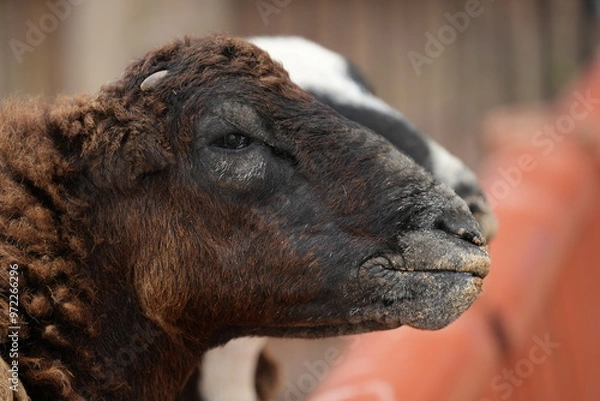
[506,1,545,102]
[548,0,582,95]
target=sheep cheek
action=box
[133,257,196,334]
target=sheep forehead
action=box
[249,36,410,122]
[129,35,309,102]
[211,102,263,133]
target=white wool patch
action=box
[251,36,479,193]
[201,337,268,401]
[249,36,407,121]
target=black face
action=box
[109,37,490,343]
[167,79,489,339]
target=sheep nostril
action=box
[436,217,486,246]
[456,227,485,246]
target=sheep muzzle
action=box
[351,216,490,330]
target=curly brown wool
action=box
[0,35,310,401]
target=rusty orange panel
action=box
[308,58,600,400]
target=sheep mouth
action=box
[349,231,491,330]
[390,228,491,279]
[361,233,490,279]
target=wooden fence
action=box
[1,0,596,167]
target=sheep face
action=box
[97,36,489,345]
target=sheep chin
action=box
[349,270,484,331]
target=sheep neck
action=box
[82,260,210,401]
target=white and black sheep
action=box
[250,36,497,240]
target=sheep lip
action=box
[362,259,488,280]
[364,239,490,279]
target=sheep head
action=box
[0,34,492,400]
[89,35,489,344]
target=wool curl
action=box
[0,95,102,400]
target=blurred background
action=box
[1,0,597,169]
[2,1,600,400]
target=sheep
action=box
[190,36,497,401]
[249,36,497,240]
[0,34,490,401]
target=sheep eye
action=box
[215,133,252,150]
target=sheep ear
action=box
[140,70,169,91]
